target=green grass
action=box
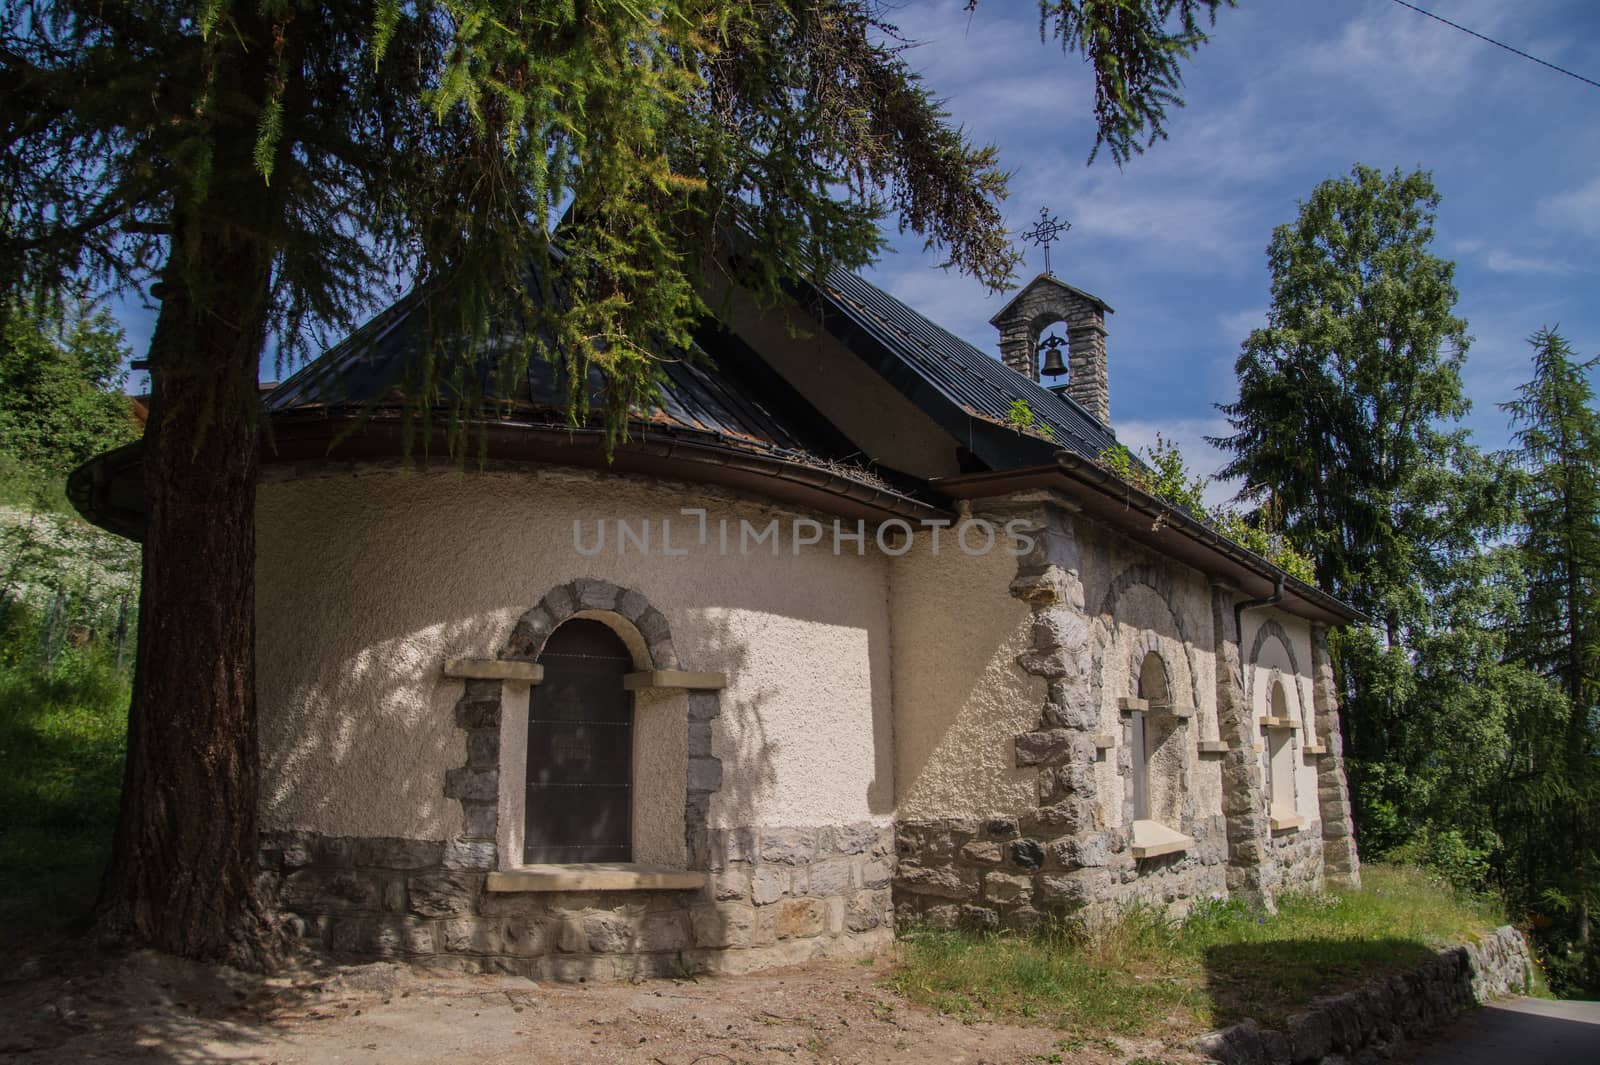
[890,865,1509,1037]
[0,619,129,954]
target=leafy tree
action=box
[0,300,139,476]
[1501,327,1600,988]
[1209,165,1529,867]
[1,1,1232,966]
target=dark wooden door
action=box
[524,619,633,864]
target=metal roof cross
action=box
[1021,206,1071,276]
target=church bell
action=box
[1039,333,1069,379]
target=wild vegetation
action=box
[893,865,1516,1037]
[0,301,139,954]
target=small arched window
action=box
[1266,679,1296,819]
[524,619,633,864]
[1132,651,1184,828]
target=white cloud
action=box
[1217,307,1266,342]
[1483,250,1572,276]
[1536,176,1600,238]
[1292,0,1511,105]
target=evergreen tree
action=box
[1212,165,1470,614]
[1,1,1232,966]
[1501,327,1600,986]
[1209,165,1525,863]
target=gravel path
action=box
[0,950,1201,1065]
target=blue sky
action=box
[859,0,1600,503]
[111,1,1597,503]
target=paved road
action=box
[1403,997,1600,1064]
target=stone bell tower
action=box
[989,274,1115,424]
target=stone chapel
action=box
[72,267,1362,979]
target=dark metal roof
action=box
[263,289,877,478]
[811,269,1124,467]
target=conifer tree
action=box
[1502,327,1600,977]
[1,1,1231,966]
[1210,166,1526,862]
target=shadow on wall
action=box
[256,469,906,835]
[1198,937,1439,1030]
[697,612,772,830]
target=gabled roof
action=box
[987,273,1115,324]
[804,268,1122,470]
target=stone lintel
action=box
[1197,740,1230,755]
[1130,819,1193,859]
[1258,715,1300,730]
[1093,734,1116,750]
[623,669,727,691]
[1118,697,1149,713]
[444,658,543,683]
[486,863,707,893]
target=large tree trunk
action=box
[95,18,288,967]
[96,229,284,968]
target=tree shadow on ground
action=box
[0,948,381,1065]
[1199,936,1439,1029]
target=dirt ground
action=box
[0,949,1202,1065]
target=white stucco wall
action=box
[254,466,897,848]
[889,529,1042,819]
[1243,609,1320,822]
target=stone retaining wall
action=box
[260,823,893,981]
[1196,925,1534,1064]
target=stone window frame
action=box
[1264,674,1299,820]
[1118,638,1195,841]
[441,577,723,881]
[1245,618,1314,735]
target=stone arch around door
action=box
[442,577,722,872]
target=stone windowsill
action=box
[1258,715,1300,730]
[1269,811,1307,833]
[486,863,707,893]
[1302,743,1328,756]
[623,669,727,691]
[1197,740,1230,755]
[1118,697,1194,720]
[1130,819,1193,859]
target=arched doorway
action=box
[524,618,634,864]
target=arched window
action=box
[524,619,634,864]
[1133,651,1184,828]
[1266,679,1296,820]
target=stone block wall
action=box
[261,822,893,980]
[894,813,1230,931]
[1268,820,1325,896]
[990,275,1112,423]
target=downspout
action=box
[1233,574,1285,644]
